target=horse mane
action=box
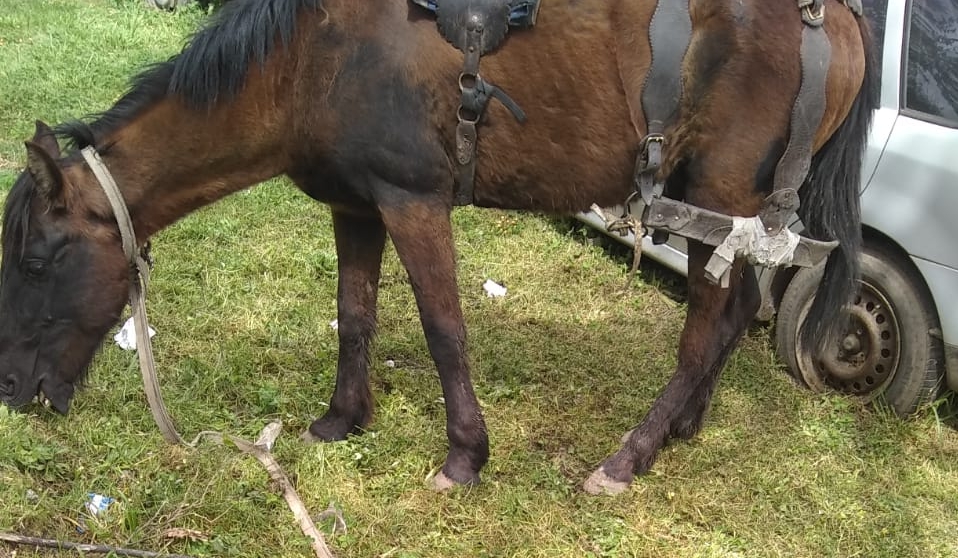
[2,172,36,263]
[56,0,322,149]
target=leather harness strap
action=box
[411,0,532,206]
[453,27,528,206]
[81,147,186,446]
[605,1,852,286]
[762,23,832,236]
[635,0,692,206]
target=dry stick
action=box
[0,532,193,558]
[2,424,335,558]
[90,156,334,557]
[229,423,336,558]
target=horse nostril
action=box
[0,376,14,397]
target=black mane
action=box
[56,0,321,149]
[1,172,35,264]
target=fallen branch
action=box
[230,422,337,558]
[0,532,193,558]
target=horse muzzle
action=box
[0,374,72,414]
[38,377,74,414]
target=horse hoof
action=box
[300,430,320,444]
[428,469,480,492]
[429,470,459,492]
[583,467,631,496]
[305,413,362,442]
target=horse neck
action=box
[95,71,293,240]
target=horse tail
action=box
[797,15,880,353]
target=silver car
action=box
[580,0,958,416]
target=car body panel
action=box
[862,117,958,272]
[911,257,958,389]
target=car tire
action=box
[775,242,944,416]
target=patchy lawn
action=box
[1,1,957,557]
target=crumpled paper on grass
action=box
[113,316,156,351]
[483,279,507,298]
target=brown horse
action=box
[0,0,875,494]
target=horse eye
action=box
[25,260,47,279]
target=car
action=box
[579,0,958,417]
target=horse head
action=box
[0,121,130,414]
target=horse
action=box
[0,0,875,495]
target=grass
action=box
[1,1,957,557]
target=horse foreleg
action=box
[379,197,489,489]
[585,241,761,495]
[304,210,386,442]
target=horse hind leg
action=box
[304,210,386,442]
[585,241,761,495]
[670,256,760,440]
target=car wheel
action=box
[775,242,944,416]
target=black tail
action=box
[797,15,880,353]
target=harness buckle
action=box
[638,133,665,169]
[801,4,825,26]
[641,133,665,150]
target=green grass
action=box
[2,1,958,557]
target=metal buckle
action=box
[637,133,665,173]
[802,4,825,26]
[641,133,665,150]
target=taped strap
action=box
[704,216,801,287]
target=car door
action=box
[861,0,958,265]
[859,0,958,353]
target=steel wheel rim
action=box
[797,280,901,399]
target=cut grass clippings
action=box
[2,1,958,557]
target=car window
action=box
[904,0,958,124]
[861,0,887,68]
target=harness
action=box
[600,0,864,287]
[411,0,539,205]
[414,0,863,284]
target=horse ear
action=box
[24,140,66,205]
[31,120,61,158]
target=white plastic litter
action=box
[113,317,156,351]
[483,279,507,298]
[329,319,339,331]
[85,493,114,516]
